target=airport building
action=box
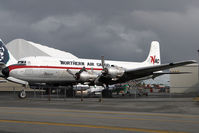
[170,64,199,93]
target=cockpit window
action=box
[18,61,26,64]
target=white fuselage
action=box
[8,56,149,85]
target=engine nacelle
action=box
[104,66,125,78]
[78,71,98,82]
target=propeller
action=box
[66,69,76,79]
[101,56,108,75]
[67,67,87,81]
[75,67,87,80]
[101,56,105,69]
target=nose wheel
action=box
[18,90,27,99]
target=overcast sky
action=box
[0,0,199,63]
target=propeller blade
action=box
[66,69,76,78]
[101,56,105,69]
[67,67,87,81]
[79,67,86,73]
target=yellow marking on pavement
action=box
[0,119,187,133]
[1,107,199,119]
[62,110,199,119]
[2,111,199,124]
[193,97,199,101]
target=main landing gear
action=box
[102,85,112,98]
[102,89,112,98]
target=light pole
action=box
[197,50,199,78]
[197,50,199,97]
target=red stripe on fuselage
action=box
[8,65,103,72]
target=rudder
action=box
[144,41,161,65]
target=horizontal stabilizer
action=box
[153,71,192,75]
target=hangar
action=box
[6,39,78,60]
[170,64,199,94]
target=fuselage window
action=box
[18,61,26,65]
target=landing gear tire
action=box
[18,90,27,99]
[66,87,75,97]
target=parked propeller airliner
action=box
[0,39,196,98]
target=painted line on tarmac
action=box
[2,111,199,124]
[0,119,187,133]
[1,107,199,119]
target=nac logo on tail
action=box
[0,46,4,61]
[150,56,159,64]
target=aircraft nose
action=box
[2,67,9,77]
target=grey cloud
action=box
[0,0,199,63]
[129,8,199,62]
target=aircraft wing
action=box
[124,60,196,81]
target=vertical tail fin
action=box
[144,41,161,65]
[0,39,16,66]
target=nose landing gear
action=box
[18,84,28,99]
[18,90,27,99]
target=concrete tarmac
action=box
[0,95,199,133]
